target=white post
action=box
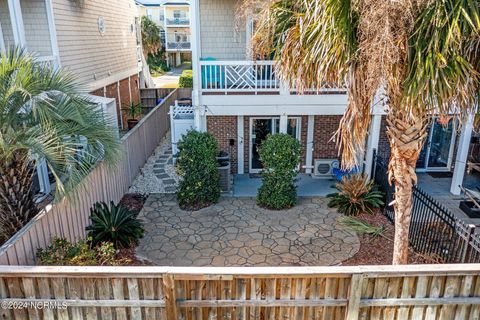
[364,114,382,179]
[176,52,181,66]
[305,115,315,174]
[45,0,60,68]
[0,23,5,53]
[451,112,475,195]
[190,0,202,109]
[279,115,288,134]
[237,116,244,174]
[8,0,26,47]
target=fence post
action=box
[462,224,477,263]
[163,274,178,320]
[345,273,364,320]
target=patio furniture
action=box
[459,186,480,218]
[467,161,480,174]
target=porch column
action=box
[0,23,5,53]
[305,115,315,174]
[451,112,475,195]
[364,114,382,179]
[190,0,202,108]
[279,114,288,134]
[237,116,244,174]
[45,0,60,68]
[194,105,206,132]
[8,0,26,47]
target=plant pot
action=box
[127,119,139,130]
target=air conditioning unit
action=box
[313,159,340,178]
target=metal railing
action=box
[166,42,191,50]
[372,153,480,263]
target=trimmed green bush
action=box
[86,202,144,248]
[257,133,302,210]
[179,70,193,88]
[176,130,220,210]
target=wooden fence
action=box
[0,88,191,266]
[0,264,479,320]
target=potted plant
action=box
[122,102,143,130]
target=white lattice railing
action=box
[199,60,346,95]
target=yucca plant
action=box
[86,202,144,248]
[0,48,120,244]
[327,175,384,216]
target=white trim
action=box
[205,104,349,116]
[191,0,201,108]
[237,116,244,174]
[85,68,140,92]
[8,0,26,47]
[365,114,382,179]
[451,112,475,195]
[45,0,60,68]
[0,23,5,53]
[305,115,315,174]
[279,115,288,134]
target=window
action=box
[146,9,153,19]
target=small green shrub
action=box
[257,134,302,210]
[86,202,144,248]
[36,238,126,266]
[147,52,170,75]
[179,70,193,88]
[327,174,384,216]
[176,130,220,210]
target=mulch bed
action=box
[119,193,147,215]
[341,212,435,265]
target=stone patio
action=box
[137,194,360,266]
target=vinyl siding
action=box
[199,0,246,60]
[21,0,52,56]
[0,0,15,48]
[52,0,139,88]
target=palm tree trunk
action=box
[386,109,428,264]
[0,155,38,243]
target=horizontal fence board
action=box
[0,89,191,267]
[0,265,479,320]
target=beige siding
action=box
[0,0,15,48]
[138,5,163,27]
[199,0,246,60]
[165,5,190,20]
[21,0,52,56]
[52,0,139,88]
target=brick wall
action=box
[312,115,342,161]
[90,74,140,130]
[207,116,238,174]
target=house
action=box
[188,0,477,200]
[1,0,143,130]
[136,0,192,67]
[1,0,144,198]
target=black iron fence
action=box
[372,153,480,263]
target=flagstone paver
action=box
[137,194,360,266]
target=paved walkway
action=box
[137,194,360,266]
[129,132,179,194]
[153,64,189,88]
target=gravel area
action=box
[129,131,179,194]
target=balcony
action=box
[166,42,191,51]
[166,18,190,26]
[199,60,345,95]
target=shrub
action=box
[147,52,170,76]
[176,130,220,210]
[179,70,193,88]
[327,174,384,216]
[36,238,128,266]
[257,134,302,210]
[86,202,144,248]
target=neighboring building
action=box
[1,0,143,130]
[189,0,476,196]
[136,0,191,67]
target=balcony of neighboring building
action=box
[165,32,191,51]
[0,0,58,67]
[164,5,190,27]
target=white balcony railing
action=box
[167,42,191,50]
[200,60,280,94]
[199,60,346,95]
[166,18,190,25]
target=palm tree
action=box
[141,16,162,57]
[241,0,479,264]
[0,48,121,243]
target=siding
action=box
[0,0,15,48]
[21,0,52,56]
[52,0,139,88]
[199,0,246,60]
